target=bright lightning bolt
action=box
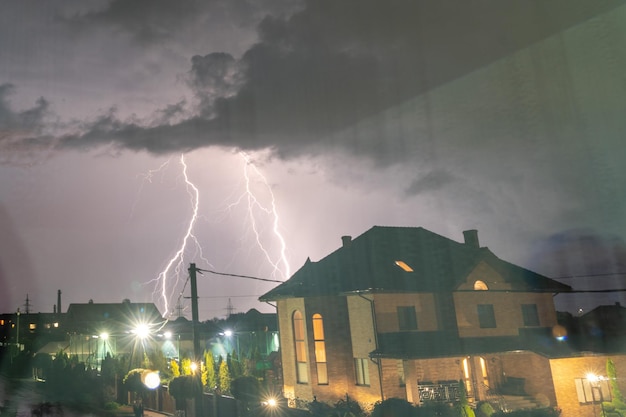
[139,150,290,318]
[148,154,210,316]
[240,152,291,280]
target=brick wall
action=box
[277,298,313,404]
[372,293,438,333]
[499,351,556,404]
[454,291,557,338]
[550,355,626,417]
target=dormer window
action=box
[395,260,414,272]
[474,280,489,290]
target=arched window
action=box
[474,280,489,290]
[293,310,308,383]
[312,313,328,384]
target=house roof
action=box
[260,226,570,300]
[65,301,163,334]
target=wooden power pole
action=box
[188,263,203,417]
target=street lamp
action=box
[100,332,109,361]
[586,373,606,417]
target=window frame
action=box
[354,358,370,386]
[521,304,540,327]
[397,305,418,331]
[477,304,496,328]
[312,313,328,385]
[293,310,309,384]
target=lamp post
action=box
[587,373,606,417]
[100,332,109,362]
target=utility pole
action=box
[188,263,203,417]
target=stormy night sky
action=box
[1,0,626,320]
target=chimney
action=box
[341,235,352,248]
[463,230,480,248]
[57,290,62,315]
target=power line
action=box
[197,268,283,283]
[553,272,626,280]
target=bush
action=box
[476,401,495,417]
[307,399,334,417]
[371,398,417,417]
[492,407,561,417]
[103,401,120,410]
[231,376,260,402]
[416,402,457,417]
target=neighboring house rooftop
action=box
[260,226,571,300]
[65,300,163,334]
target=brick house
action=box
[259,226,626,415]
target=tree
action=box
[124,368,148,394]
[219,358,232,394]
[229,351,245,379]
[203,351,217,391]
[171,359,180,378]
[608,358,625,404]
[456,380,476,417]
[181,357,192,376]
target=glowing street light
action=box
[134,324,150,339]
[586,373,606,417]
[99,332,109,361]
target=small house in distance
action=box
[259,226,615,414]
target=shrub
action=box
[492,407,561,417]
[476,401,495,417]
[307,399,334,417]
[371,398,417,417]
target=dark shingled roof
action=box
[260,226,570,300]
[65,301,163,334]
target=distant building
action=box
[260,226,626,416]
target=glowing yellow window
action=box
[395,260,413,272]
[474,280,489,290]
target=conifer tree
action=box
[219,358,232,394]
[607,358,625,404]
[203,351,217,391]
[181,357,192,375]
[171,359,180,377]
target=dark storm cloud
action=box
[0,84,50,132]
[64,0,201,44]
[405,170,456,196]
[530,230,626,280]
[529,229,626,313]
[188,53,244,117]
[64,0,300,45]
[4,0,626,161]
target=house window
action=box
[397,306,418,331]
[293,310,308,383]
[355,358,370,386]
[312,313,328,385]
[395,260,414,272]
[521,304,540,326]
[29,323,36,330]
[477,304,496,328]
[474,280,489,290]
[575,378,611,403]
